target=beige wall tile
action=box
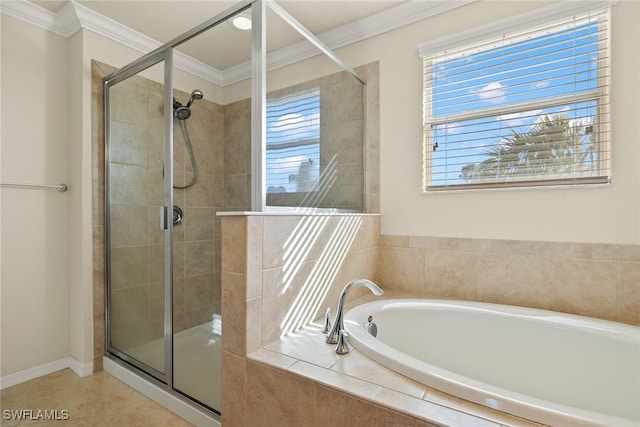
[173,242,185,279]
[539,259,618,318]
[246,297,261,354]
[222,351,247,427]
[477,254,544,307]
[591,243,640,262]
[109,205,148,248]
[289,360,380,399]
[222,217,246,274]
[410,236,459,250]
[246,216,263,299]
[147,168,164,208]
[184,208,214,242]
[223,174,250,210]
[110,80,148,127]
[184,172,215,208]
[93,270,105,316]
[262,216,305,269]
[222,272,247,356]
[349,215,380,252]
[618,262,640,324]
[377,246,425,292]
[317,385,437,427]
[424,249,478,300]
[244,361,317,426]
[261,262,313,344]
[331,350,426,398]
[373,388,497,427]
[248,349,298,370]
[263,334,341,369]
[172,277,185,316]
[110,246,149,289]
[184,240,214,276]
[185,273,215,310]
[149,281,165,322]
[93,312,105,361]
[110,121,148,166]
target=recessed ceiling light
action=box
[229,13,252,31]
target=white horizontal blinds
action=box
[266,89,320,194]
[423,8,610,190]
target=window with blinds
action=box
[421,7,611,190]
[266,89,320,195]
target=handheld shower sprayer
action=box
[186,89,204,108]
[172,89,204,189]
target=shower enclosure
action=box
[103,0,366,420]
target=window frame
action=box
[419,1,615,192]
[265,87,322,205]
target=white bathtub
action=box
[344,299,640,427]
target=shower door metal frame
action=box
[103,47,175,386]
[103,0,366,418]
[104,1,257,418]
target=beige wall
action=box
[0,15,71,375]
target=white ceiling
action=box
[30,0,406,70]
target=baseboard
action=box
[0,357,94,390]
[68,357,94,377]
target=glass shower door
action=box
[106,53,173,381]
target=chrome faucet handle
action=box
[326,279,384,345]
[322,307,332,334]
[335,329,350,354]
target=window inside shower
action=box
[266,89,321,196]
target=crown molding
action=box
[223,0,476,85]
[0,0,67,37]
[2,0,475,86]
[1,0,227,85]
[71,1,226,85]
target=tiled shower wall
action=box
[265,68,367,210]
[378,235,640,325]
[225,62,380,213]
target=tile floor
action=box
[0,369,194,426]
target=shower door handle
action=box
[159,206,169,230]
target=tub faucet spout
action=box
[326,279,384,347]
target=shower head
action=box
[186,89,204,108]
[175,106,191,120]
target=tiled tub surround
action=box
[221,213,640,426]
[378,235,640,325]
